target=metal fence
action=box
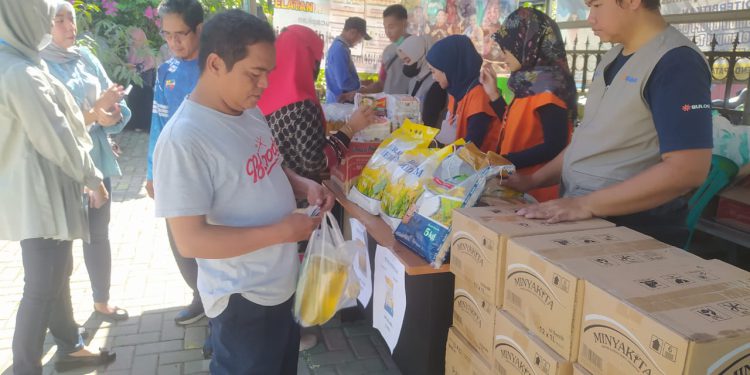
[565,32,750,125]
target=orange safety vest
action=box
[498,92,572,202]
[447,85,504,153]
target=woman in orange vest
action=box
[479,8,577,202]
[425,35,503,151]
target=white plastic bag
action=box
[294,213,362,327]
[712,113,750,167]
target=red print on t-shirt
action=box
[246,136,280,183]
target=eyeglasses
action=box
[159,29,193,41]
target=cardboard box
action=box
[450,205,613,307]
[494,310,573,375]
[330,141,380,192]
[504,227,704,360]
[578,259,750,375]
[717,185,750,232]
[445,327,493,375]
[453,275,496,362]
[573,363,592,375]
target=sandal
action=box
[94,306,129,321]
[54,348,116,372]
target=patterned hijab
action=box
[493,8,577,121]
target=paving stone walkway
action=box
[0,129,401,375]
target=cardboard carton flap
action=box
[597,260,750,342]
[455,206,613,238]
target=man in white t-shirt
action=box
[153,10,334,374]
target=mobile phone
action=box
[123,84,133,96]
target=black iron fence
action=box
[565,32,750,125]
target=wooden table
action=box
[324,180,454,375]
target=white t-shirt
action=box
[153,99,298,318]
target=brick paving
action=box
[0,129,401,375]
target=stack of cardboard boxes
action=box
[445,202,750,375]
[446,204,613,374]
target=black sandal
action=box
[54,349,116,372]
[95,306,129,321]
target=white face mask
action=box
[37,33,52,50]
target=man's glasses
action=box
[159,29,193,41]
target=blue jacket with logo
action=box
[147,57,199,180]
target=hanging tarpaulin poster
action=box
[404,0,517,60]
[549,0,750,51]
[272,0,330,36]
[664,0,750,50]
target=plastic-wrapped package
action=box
[394,144,515,267]
[322,103,354,133]
[294,213,363,327]
[387,94,421,129]
[354,93,388,118]
[379,140,464,230]
[351,116,392,143]
[348,120,439,215]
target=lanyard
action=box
[410,71,432,97]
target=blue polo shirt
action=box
[603,46,713,154]
[147,57,199,180]
[325,37,360,103]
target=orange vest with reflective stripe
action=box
[499,92,572,202]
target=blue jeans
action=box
[83,177,111,303]
[13,239,84,375]
[209,294,299,375]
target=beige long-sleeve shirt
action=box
[0,0,103,241]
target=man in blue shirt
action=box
[325,17,371,103]
[147,0,205,325]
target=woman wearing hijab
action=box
[42,0,131,322]
[0,0,116,372]
[258,25,374,182]
[397,35,447,128]
[479,7,577,202]
[426,35,502,151]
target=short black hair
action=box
[158,0,204,31]
[198,10,275,72]
[383,4,408,20]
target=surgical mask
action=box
[403,62,420,78]
[37,33,52,50]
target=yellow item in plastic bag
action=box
[294,213,361,327]
[380,140,465,229]
[349,119,438,215]
[297,255,349,326]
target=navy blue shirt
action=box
[603,46,713,154]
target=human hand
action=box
[338,91,357,103]
[95,103,123,126]
[516,197,594,224]
[480,64,501,102]
[306,183,336,213]
[95,84,125,111]
[145,180,154,199]
[500,173,535,193]
[88,181,110,209]
[280,213,323,243]
[346,106,376,134]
